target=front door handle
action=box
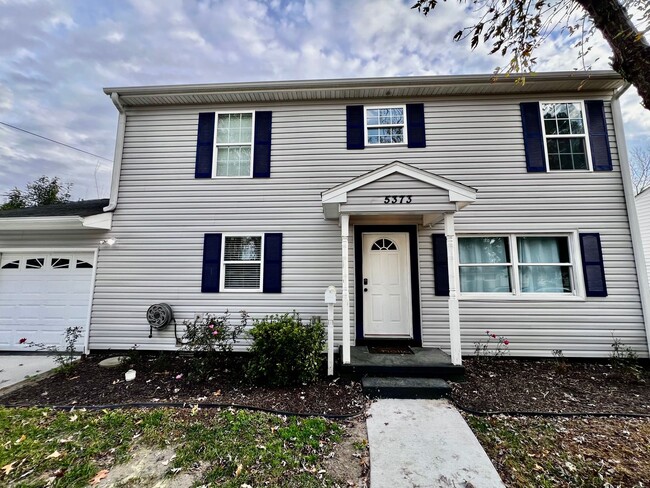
[363,278,368,285]
[364,288,368,292]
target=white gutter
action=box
[104,92,126,212]
[611,92,650,356]
[0,213,112,230]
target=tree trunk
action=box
[574,0,650,109]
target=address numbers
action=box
[383,195,412,204]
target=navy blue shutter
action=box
[585,100,613,171]
[406,103,426,148]
[195,113,215,178]
[346,105,365,149]
[432,235,449,297]
[253,111,272,178]
[579,233,608,297]
[520,102,547,172]
[263,233,282,293]
[201,233,222,292]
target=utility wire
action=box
[0,121,113,162]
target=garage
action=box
[0,252,96,351]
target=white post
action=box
[445,213,462,366]
[324,286,337,376]
[340,214,351,364]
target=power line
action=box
[0,121,113,162]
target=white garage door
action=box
[0,252,94,351]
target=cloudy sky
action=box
[1,0,649,201]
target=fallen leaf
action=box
[213,390,222,396]
[2,462,15,475]
[235,464,243,476]
[69,414,78,422]
[46,451,62,460]
[89,469,109,485]
[191,404,200,416]
[14,435,26,445]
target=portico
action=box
[321,161,477,366]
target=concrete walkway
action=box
[0,355,59,393]
[367,399,504,488]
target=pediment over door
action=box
[321,161,477,220]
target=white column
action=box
[444,213,462,365]
[340,214,351,364]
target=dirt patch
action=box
[453,358,649,414]
[325,417,369,487]
[0,354,366,416]
[466,415,650,487]
[96,446,203,488]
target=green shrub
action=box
[180,310,248,381]
[246,312,325,386]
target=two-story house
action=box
[2,71,649,365]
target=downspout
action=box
[103,92,126,212]
[610,83,650,356]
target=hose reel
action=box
[146,303,174,339]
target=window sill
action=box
[211,176,254,180]
[365,143,408,148]
[458,293,586,302]
[221,289,262,293]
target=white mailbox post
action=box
[324,286,337,376]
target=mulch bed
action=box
[453,357,650,414]
[0,353,366,416]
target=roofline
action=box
[0,213,112,231]
[104,71,623,98]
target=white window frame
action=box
[539,101,593,172]
[364,104,408,146]
[457,232,585,301]
[220,233,264,292]
[212,111,255,179]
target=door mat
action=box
[367,345,414,355]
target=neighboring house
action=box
[0,199,110,351]
[1,71,649,363]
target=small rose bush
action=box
[180,310,248,381]
[474,330,510,360]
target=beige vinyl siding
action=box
[90,93,648,358]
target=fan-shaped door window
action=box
[371,238,398,251]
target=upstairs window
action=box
[222,235,263,291]
[540,102,591,171]
[365,106,407,145]
[214,112,254,177]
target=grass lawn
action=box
[465,414,650,487]
[0,407,359,487]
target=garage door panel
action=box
[0,252,93,351]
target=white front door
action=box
[362,232,412,338]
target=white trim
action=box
[363,104,408,147]
[82,212,113,230]
[0,213,111,231]
[322,161,477,215]
[341,214,351,364]
[219,233,264,292]
[611,96,650,356]
[456,232,583,300]
[83,248,99,354]
[211,111,255,179]
[539,100,594,172]
[444,213,462,366]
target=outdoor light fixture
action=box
[100,238,116,246]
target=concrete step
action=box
[362,376,451,399]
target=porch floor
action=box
[340,346,464,380]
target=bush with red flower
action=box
[474,330,511,359]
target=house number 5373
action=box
[384,195,412,204]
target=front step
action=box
[362,376,451,399]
